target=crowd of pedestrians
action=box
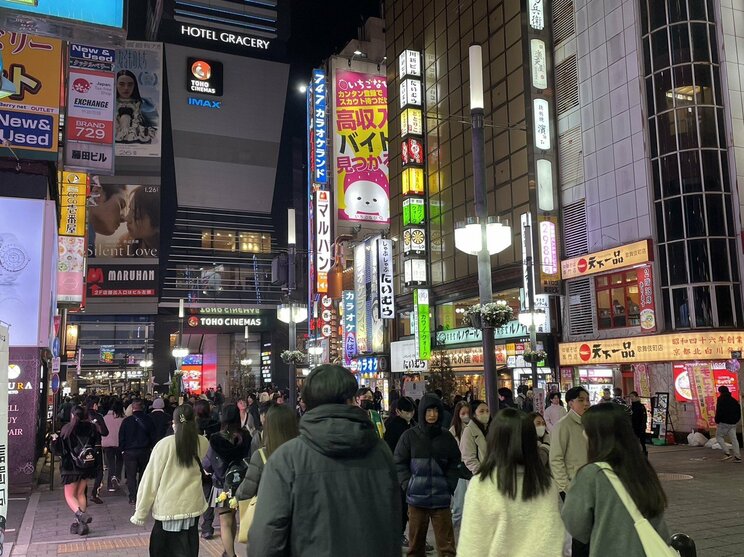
[51,372,713,557]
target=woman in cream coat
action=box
[131,404,210,557]
[460,400,490,475]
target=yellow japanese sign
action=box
[559,331,744,366]
[58,171,88,237]
[0,32,62,158]
[561,239,652,279]
[402,167,424,196]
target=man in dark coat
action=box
[395,393,460,557]
[247,364,401,557]
[715,386,742,462]
[384,396,416,547]
[118,399,155,504]
[629,391,648,456]
[86,396,109,504]
[148,397,172,443]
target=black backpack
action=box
[68,431,97,470]
[223,458,249,494]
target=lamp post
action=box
[461,44,512,412]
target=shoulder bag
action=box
[238,448,267,544]
[595,462,679,557]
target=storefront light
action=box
[518,309,547,328]
[277,303,308,324]
[454,217,512,256]
[172,346,189,358]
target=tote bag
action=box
[238,448,267,544]
[595,463,679,557]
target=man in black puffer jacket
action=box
[715,386,742,462]
[247,364,401,557]
[395,393,460,557]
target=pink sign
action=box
[334,70,389,223]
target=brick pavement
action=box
[7,445,743,556]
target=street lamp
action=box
[171,346,189,359]
[456,43,513,412]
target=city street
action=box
[3,445,742,557]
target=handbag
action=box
[595,462,679,557]
[238,448,266,544]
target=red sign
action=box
[579,343,591,362]
[637,264,656,333]
[401,137,424,166]
[673,362,740,402]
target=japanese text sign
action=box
[533,98,550,150]
[58,171,88,237]
[391,339,429,373]
[335,70,389,223]
[403,198,425,226]
[398,50,421,78]
[0,32,61,158]
[315,190,331,292]
[354,243,368,353]
[638,264,657,333]
[561,239,653,279]
[377,238,394,319]
[529,0,545,30]
[400,107,422,136]
[401,137,424,166]
[530,39,547,90]
[559,331,744,365]
[343,290,357,365]
[414,289,431,361]
[312,69,328,184]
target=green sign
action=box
[403,198,425,226]
[414,289,431,361]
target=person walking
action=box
[383,397,416,547]
[715,386,742,462]
[562,404,672,556]
[529,412,551,467]
[458,408,564,556]
[497,387,517,410]
[448,401,471,532]
[203,404,252,557]
[119,399,156,505]
[628,391,648,456]
[237,398,251,430]
[235,404,298,501]
[102,399,125,492]
[395,393,460,557]
[195,398,220,540]
[149,397,172,444]
[130,404,210,557]
[544,392,566,433]
[357,387,385,438]
[55,405,102,536]
[549,386,590,497]
[86,396,110,505]
[460,400,489,476]
[247,364,401,557]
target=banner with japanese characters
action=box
[561,239,653,279]
[311,69,328,184]
[343,290,356,366]
[334,70,389,223]
[377,238,394,319]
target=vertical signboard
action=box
[65,44,116,174]
[378,238,395,319]
[413,289,431,361]
[638,264,657,333]
[343,290,356,366]
[312,69,328,184]
[538,216,560,294]
[58,171,89,237]
[367,237,384,353]
[0,32,62,159]
[115,42,163,158]
[57,236,86,303]
[315,190,331,293]
[354,242,368,353]
[0,323,8,554]
[335,70,390,223]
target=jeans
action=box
[450,478,469,529]
[407,506,456,557]
[104,447,123,488]
[716,422,741,458]
[123,448,150,501]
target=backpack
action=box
[68,431,97,470]
[223,458,249,494]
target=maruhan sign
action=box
[180,25,271,50]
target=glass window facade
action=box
[640,0,741,328]
[595,271,641,329]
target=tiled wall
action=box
[574,0,652,251]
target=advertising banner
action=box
[57,236,86,303]
[86,263,158,297]
[538,216,560,294]
[115,42,163,157]
[354,242,368,353]
[561,239,652,279]
[367,237,384,353]
[69,43,115,72]
[378,238,394,319]
[0,324,8,554]
[99,345,114,364]
[58,172,88,237]
[637,264,656,333]
[315,190,331,292]
[87,179,160,259]
[559,331,744,365]
[312,69,328,184]
[391,339,428,373]
[0,32,61,159]
[414,289,431,361]
[673,362,740,402]
[0,1,124,28]
[335,70,389,223]
[343,290,357,366]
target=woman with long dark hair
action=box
[130,404,209,557]
[236,404,299,501]
[460,400,490,475]
[115,69,158,143]
[448,400,471,444]
[458,408,564,556]
[56,405,102,536]
[204,404,252,557]
[103,399,125,492]
[561,404,670,556]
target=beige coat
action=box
[460,419,488,475]
[548,410,587,492]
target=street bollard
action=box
[670,533,697,557]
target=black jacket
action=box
[715,393,741,425]
[630,401,648,435]
[203,429,252,487]
[57,421,102,473]
[247,404,401,557]
[394,394,461,509]
[197,416,220,439]
[149,410,172,443]
[119,411,155,452]
[89,410,109,438]
[383,415,411,454]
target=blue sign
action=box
[0,0,124,28]
[52,337,60,358]
[312,69,328,184]
[69,43,115,71]
[51,372,60,394]
[0,111,54,149]
[188,97,221,109]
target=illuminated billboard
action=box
[0,1,125,28]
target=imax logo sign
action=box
[187,97,221,109]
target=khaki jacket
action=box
[548,410,587,492]
[460,419,488,475]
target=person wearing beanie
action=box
[150,398,173,444]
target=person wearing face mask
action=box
[529,412,551,468]
[357,387,385,439]
[460,400,490,476]
[449,401,472,532]
[384,397,417,547]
